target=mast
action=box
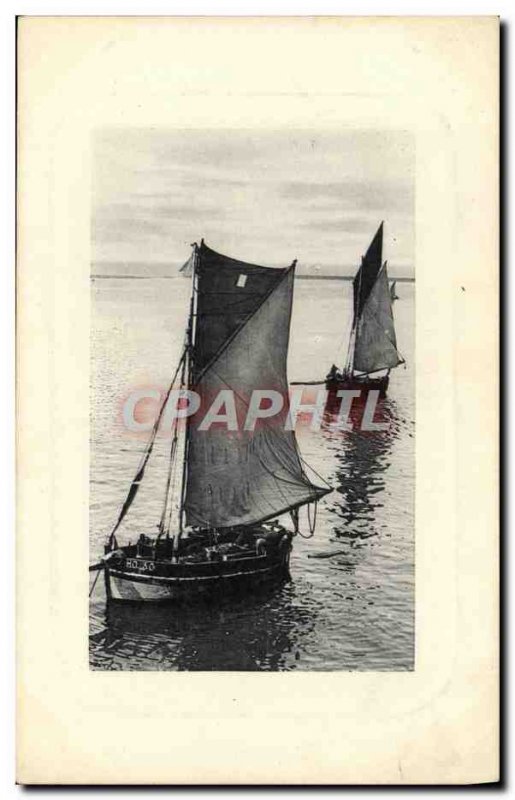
[343,256,363,378]
[177,242,199,545]
[157,416,179,539]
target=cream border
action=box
[17,17,498,784]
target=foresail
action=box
[353,222,383,319]
[193,242,289,377]
[353,265,404,374]
[185,268,328,529]
[179,254,193,275]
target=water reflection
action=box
[90,579,320,671]
[322,393,401,541]
[90,277,414,671]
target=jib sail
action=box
[179,253,194,276]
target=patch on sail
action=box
[193,242,289,377]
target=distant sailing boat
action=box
[93,241,331,603]
[326,222,404,397]
[390,280,399,302]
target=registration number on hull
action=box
[125,558,156,572]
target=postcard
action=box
[16,16,499,784]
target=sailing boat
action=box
[94,241,331,603]
[325,222,404,397]
[390,280,399,302]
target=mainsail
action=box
[346,223,404,376]
[185,244,329,529]
[353,221,383,318]
[192,242,290,376]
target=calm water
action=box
[89,274,415,671]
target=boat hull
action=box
[103,535,292,604]
[325,374,389,398]
[105,560,288,603]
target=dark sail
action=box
[352,222,383,319]
[192,242,289,377]
[353,264,404,374]
[185,258,329,529]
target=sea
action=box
[89,271,415,671]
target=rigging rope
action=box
[158,435,178,537]
[106,347,187,547]
[295,500,318,539]
[290,379,326,386]
[89,566,101,597]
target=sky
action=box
[92,128,415,278]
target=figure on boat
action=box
[325,222,404,398]
[95,241,331,603]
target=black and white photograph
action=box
[89,128,415,671]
